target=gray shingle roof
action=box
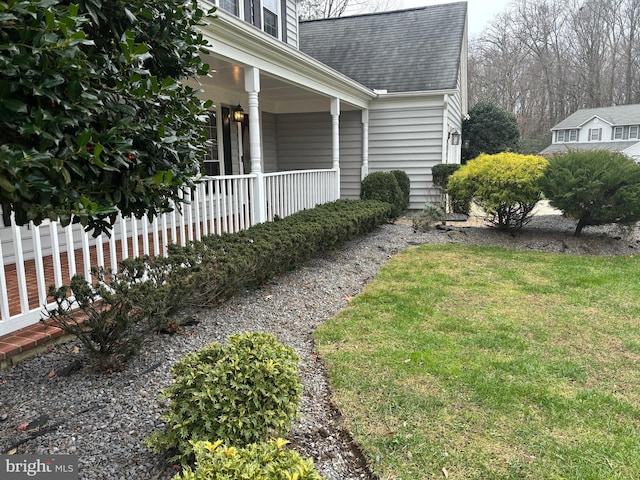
[298,3,467,93]
[553,104,640,129]
[540,141,640,156]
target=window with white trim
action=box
[219,0,239,16]
[614,126,624,140]
[630,125,639,139]
[263,0,279,38]
[556,130,565,142]
[589,128,602,141]
[569,129,578,142]
[203,112,221,176]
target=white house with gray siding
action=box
[193,0,468,209]
[0,1,467,337]
[541,104,640,162]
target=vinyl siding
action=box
[368,104,444,209]
[285,0,298,48]
[338,111,363,200]
[262,112,278,172]
[275,112,333,170]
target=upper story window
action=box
[263,0,279,38]
[555,129,578,143]
[589,128,602,141]
[614,126,624,140]
[630,125,639,139]
[219,0,240,16]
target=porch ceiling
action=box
[198,54,361,114]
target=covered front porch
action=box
[0,10,376,339]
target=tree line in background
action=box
[469,0,640,153]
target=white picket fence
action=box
[0,169,338,336]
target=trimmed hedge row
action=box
[189,199,393,305]
[46,199,393,369]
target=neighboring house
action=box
[540,104,640,162]
[0,1,467,338]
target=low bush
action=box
[390,170,411,210]
[174,438,324,480]
[147,332,303,463]
[541,150,640,235]
[432,164,467,213]
[46,269,148,371]
[431,164,460,190]
[411,204,444,232]
[448,152,548,230]
[360,172,405,219]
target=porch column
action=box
[245,67,266,224]
[361,109,369,180]
[331,98,340,199]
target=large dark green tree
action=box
[0,0,213,235]
[462,101,520,163]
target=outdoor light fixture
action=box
[233,104,244,122]
[450,129,461,145]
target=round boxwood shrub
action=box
[448,152,548,230]
[390,170,411,210]
[360,171,405,219]
[174,439,324,480]
[147,332,303,463]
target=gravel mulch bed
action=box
[1,214,639,479]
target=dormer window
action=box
[589,128,602,141]
[263,0,279,38]
[630,126,639,139]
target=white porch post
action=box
[361,109,369,180]
[245,67,266,224]
[331,98,340,199]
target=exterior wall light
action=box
[233,104,244,122]
[450,129,461,145]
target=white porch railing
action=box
[0,169,338,337]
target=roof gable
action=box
[553,104,640,130]
[298,2,467,94]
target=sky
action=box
[398,0,513,37]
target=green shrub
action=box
[46,269,148,371]
[174,439,324,480]
[360,172,405,219]
[390,170,411,210]
[431,164,461,190]
[147,332,303,463]
[411,204,444,232]
[541,150,640,235]
[448,152,548,230]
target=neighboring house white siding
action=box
[285,0,298,48]
[262,112,278,173]
[368,99,445,209]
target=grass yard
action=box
[314,245,640,480]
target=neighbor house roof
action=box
[553,104,640,130]
[298,2,467,94]
[540,141,640,156]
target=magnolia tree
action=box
[0,0,213,236]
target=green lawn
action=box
[314,245,640,480]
